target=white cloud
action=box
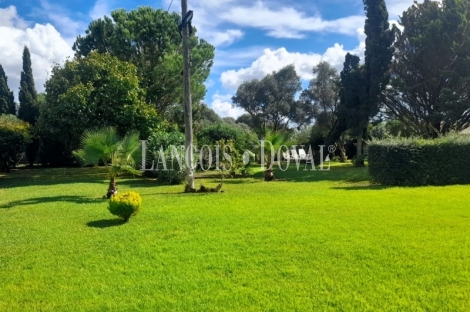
[90,0,114,20]
[0,7,74,101]
[0,6,28,29]
[220,26,366,90]
[39,0,86,40]
[211,93,246,119]
[210,29,244,47]
[386,0,416,19]
[164,0,364,46]
[220,2,364,39]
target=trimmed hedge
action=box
[368,134,470,186]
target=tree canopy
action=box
[72,7,215,116]
[37,52,158,165]
[232,65,302,137]
[385,0,470,137]
[299,61,340,130]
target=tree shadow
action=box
[0,195,103,209]
[87,219,126,228]
[251,164,370,184]
[330,185,389,191]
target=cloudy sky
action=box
[0,0,415,118]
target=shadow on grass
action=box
[0,167,149,189]
[0,195,103,209]
[251,163,370,183]
[87,219,126,228]
[331,185,389,191]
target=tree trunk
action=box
[337,141,347,162]
[106,177,117,198]
[356,135,363,157]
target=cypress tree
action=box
[363,0,395,123]
[17,46,39,166]
[18,46,39,124]
[0,64,15,115]
[326,0,394,158]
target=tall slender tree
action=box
[18,46,39,166]
[326,0,394,158]
[0,64,15,115]
[360,0,395,154]
[18,46,38,124]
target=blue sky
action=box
[0,0,414,118]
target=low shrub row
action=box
[368,134,470,186]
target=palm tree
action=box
[73,127,142,198]
[257,130,292,181]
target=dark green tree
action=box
[0,64,15,115]
[38,52,158,165]
[385,0,470,137]
[17,46,40,166]
[236,113,254,129]
[18,46,38,124]
[327,0,394,157]
[72,7,215,116]
[232,65,302,137]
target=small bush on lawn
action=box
[368,134,470,186]
[108,191,142,222]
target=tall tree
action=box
[73,7,215,116]
[385,0,470,137]
[299,61,340,130]
[326,0,394,157]
[18,46,38,124]
[0,64,15,115]
[17,46,39,166]
[232,65,302,137]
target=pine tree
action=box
[17,46,39,166]
[0,64,15,115]
[18,46,38,124]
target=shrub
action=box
[197,122,257,152]
[108,191,142,222]
[353,155,365,167]
[368,134,470,186]
[145,129,187,184]
[0,115,32,172]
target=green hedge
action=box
[368,134,470,186]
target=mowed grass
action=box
[0,164,469,311]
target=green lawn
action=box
[1,164,469,311]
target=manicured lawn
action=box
[1,164,469,311]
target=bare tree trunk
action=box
[357,136,363,157]
[106,177,117,198]
[337,141,347,162]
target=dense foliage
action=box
[386,0,470,137]
[368,134,470,186]
[196,122,257,152]
[145,128,186,185]
[0,64,15,115]
[38,52,157,165]
[0,115,31,172]
[73,7,214,116]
